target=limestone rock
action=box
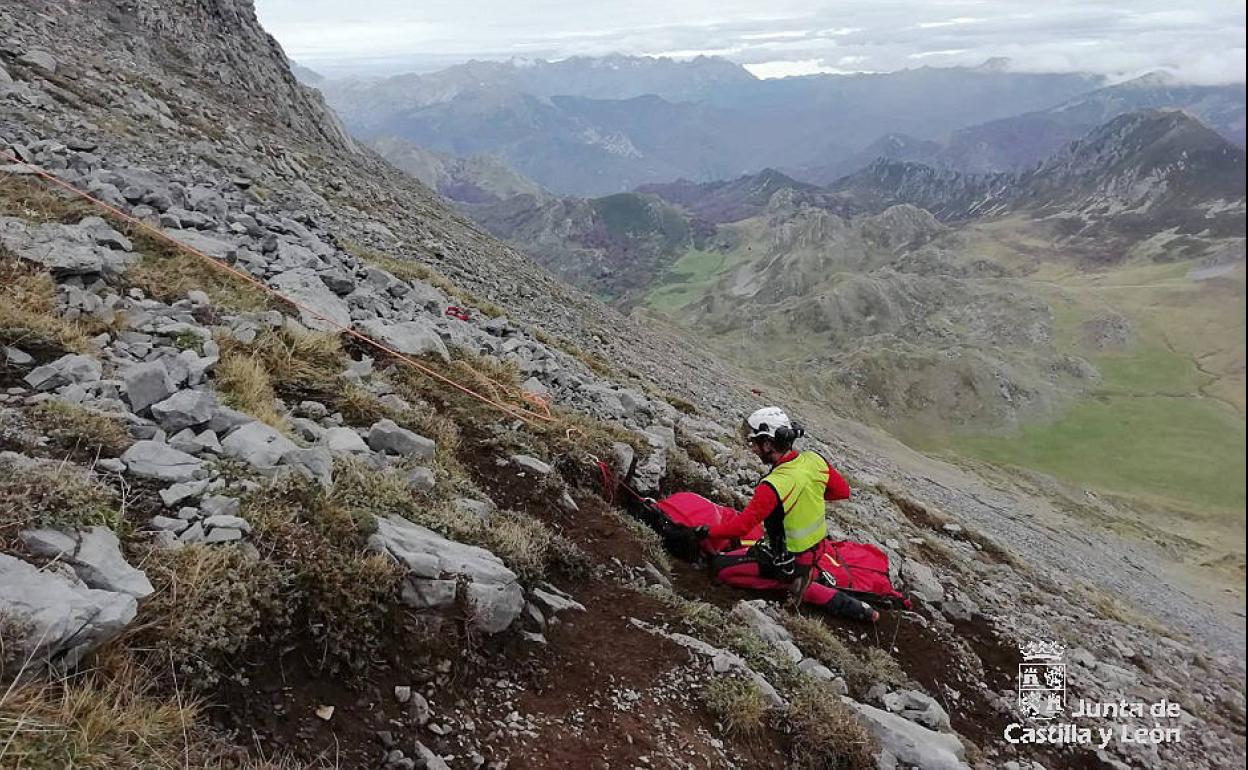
[0,552,137,668]
[221,421,298,468]
[368,515,522,634]
[21,527,153,599]
[150,390,217,432]
[844,698,969,770]
[270,268,352,332]
[355,319,449,361]
[367,419,435,460]
[123,360,175,413]
[121,440,203,481]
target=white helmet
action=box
[743,406,800,444]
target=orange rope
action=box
[0,150,560,427]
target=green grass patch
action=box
[644,247,743,314]
[1093,345,1206,396]
[949,395,1245,513]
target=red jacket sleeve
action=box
[708,482,779,540]
[824,466,851,501]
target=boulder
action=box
[121,440,203,482]
[354,319,449,361]
[367,419,435,460]
[122,360,175,413]
[24,354,102,391]
[150,390,217,432]
[844,699,969,770]
[901,560,945,604]
[270,268,352,332]
[0,552,137,668]
[882,689,953,733]
[322,426,370,453]
[18,49,58,75]
[368,515,522,634]
[20,527,153,599]
[221,421,298,468]
[280,447,334,487]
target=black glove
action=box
[665,524,709,561]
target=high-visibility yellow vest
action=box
[763,451,829,553]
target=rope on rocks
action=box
[0,150,561,428]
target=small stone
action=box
[178,522,206,543]
[393,685,412,704]
[410,692,431,725]
[406,466,435,493]
[366,419,435,459]
[510,454,552,476]
[314,705,334,721]
[203,514,251,533]
[322,426,369,453]
[149,515,189,534]
[200,495,241,518]
[204,527,243,543]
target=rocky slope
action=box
[369,135,548,204]
[0,3,1244,770]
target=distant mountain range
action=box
[393,109,1243,311]
[831,110,1246,257]
[312,56,1116,195]
[792,72,1247,182]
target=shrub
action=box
[29,401,133,459]
[130,544,290,690]
[245,479,402,676]
[702,676,768,736]
[787,677,878,770]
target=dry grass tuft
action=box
[214,352,287,429]
[486,511,589,583]
[787,677,878,770]
[125,228,270,312]
[0,655,197,769]
[214,325,350,429]
[0,174,92,224]
[0,457,119,548]
[781,611,907,695]
[0,254,92,355]
[702,676,769,737]
[29,401,133,459]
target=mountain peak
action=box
[974,57,1013,73]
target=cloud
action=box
[745,59,852,78]
[254,0,1246,84]
[916,17,984,29]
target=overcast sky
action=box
[255,0,1246,84]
